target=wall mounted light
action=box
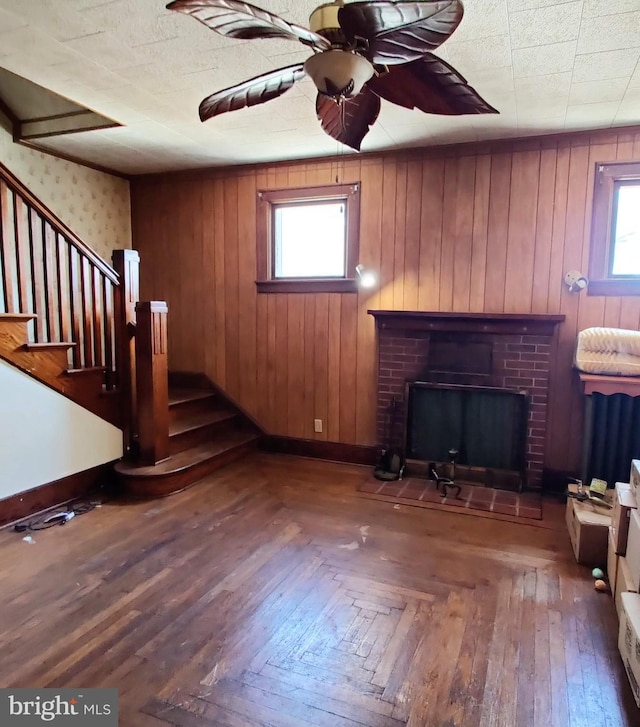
[355,264,377,289]
[564,270,589,293]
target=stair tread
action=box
[115,432,260,477]
[168,388,216,406]
[170,408,237,436]
[0,313,37,320]
[66,366,107,375]
[24,342,76,350]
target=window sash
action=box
[256,182,360,293]
[588,161,640,296]
[609,181,640,278]
[272,200,348,280]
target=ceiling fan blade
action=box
[167,0,330,49]
[199,64,305,120]
[316,88,381,151]
[367,54,498,115]
[338,0,462,65]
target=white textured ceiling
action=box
[0,0,639,175]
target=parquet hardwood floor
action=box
[0,453,636,726]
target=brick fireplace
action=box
[369,311,565,489]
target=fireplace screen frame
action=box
[405,381,529,483]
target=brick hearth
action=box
[369,311,565,488]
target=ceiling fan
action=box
[166,0,498,151]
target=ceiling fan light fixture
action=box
[304,50,375,100]
[169,0,497,150]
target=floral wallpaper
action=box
[0,120,131,263]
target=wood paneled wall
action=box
[131,127,640,474]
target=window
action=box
[256,183,360,293]
[589,161,640,295]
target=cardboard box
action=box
[565,495,612,566]
[608,528,619,597]
[631,460,640,500]
[611,482,637,555]
[627,509,640,592]
[618,592,640,708]
[616,555,639,621]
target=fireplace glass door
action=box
[406,382,528,472]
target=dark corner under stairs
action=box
[114,374,262,498]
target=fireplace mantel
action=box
[368,310,565,336]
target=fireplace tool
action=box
[374,396,406,482]
[430,448,462,499]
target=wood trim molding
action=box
[368,310,566,336]
[0,462,115,529]
[131,125,640,185]
[263,436,379,466]
[588,160,640,297]
[256,279,358,293]
[578,371,640,397]
[256,182,361,292]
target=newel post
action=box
[135,301,169,465]
[112,249,140,450]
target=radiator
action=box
[583,393,640,487]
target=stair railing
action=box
[0,161,142,448]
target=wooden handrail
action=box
[0,161,118,284]
[0,162,133,388]
[0,161,144,452]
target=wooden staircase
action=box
[0,312,120,425]
[114,380,261,497]
[0,162,139,429]
[1,159,261,510]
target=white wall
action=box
[0,360,123,500]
